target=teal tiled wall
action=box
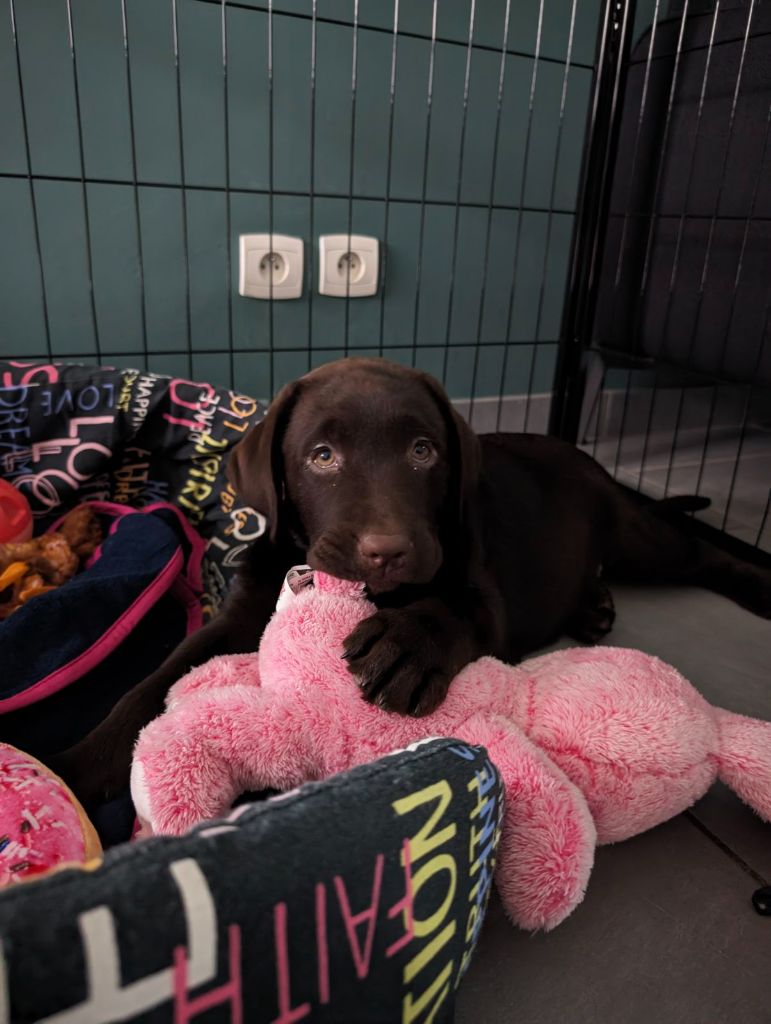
[1,0,604,402]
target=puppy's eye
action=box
[411,439,436,465]
[310,445,338,469]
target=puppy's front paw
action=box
[342,609,452,716]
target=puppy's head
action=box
[227,358,479,593]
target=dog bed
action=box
[0,361,501,1020]
[0,738,503,1023]
[0,359,270,844]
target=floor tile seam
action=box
[683,808,769,888]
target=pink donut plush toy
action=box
[0,744,101,886]
[132,570,771,931]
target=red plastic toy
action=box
[0,481,32,545]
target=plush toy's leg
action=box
[462,713,597,931]
[714,708,771,822]
[131,687,320,836]
[166,653,262,708]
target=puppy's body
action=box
[57,358,771,804]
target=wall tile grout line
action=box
[16,339,564,361]
[7,168,770,223]
[0,172,579,217]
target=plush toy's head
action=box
[257,573,373,698]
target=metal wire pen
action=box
[2,0,768,558]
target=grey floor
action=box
[456,584,771,1024]
[582,385,771,553]
[593,428,771,553]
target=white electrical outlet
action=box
[239,234,303,300]
[319,234,379,297]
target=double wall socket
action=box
[238,233,379,299]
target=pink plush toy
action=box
[132,572,771,931]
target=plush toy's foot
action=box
[565,578,616,644]
[462,713,597,931]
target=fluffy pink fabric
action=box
[132,572,771,932]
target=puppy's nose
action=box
[358,533,409,571]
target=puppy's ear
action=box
[420,374,481,520]
[226,380,300,539]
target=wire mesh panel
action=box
[0,0,598,433]
[552,0,771,553]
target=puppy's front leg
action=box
[54,545,292,804]
[343,578,502,717]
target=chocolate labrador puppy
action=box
[58,357,770,803]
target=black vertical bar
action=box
[8,0,53,360]
[720,307,771,536]
[695,99,771,509]
[495,0,545,431]
[468,0,511,427]
[440,0,476,388]
[410,0,439,367]
[593,362,608,455]
[267,0,274,396]
[121,0,149,368]
[588,0,661,464]
[343,0,360,357]
[608,0,661,322]
[524,0,579,433]
[221,0,233,389]
[663,0,757,498]
[377,0,400,359]
[608,0,691,482]
[171,0,193,379]
[632,0,722,486]
[589,0,663,468]
[549,0,638,441]
[307,0,317,373]
[66,0,101,359]
[756,487,771,549]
